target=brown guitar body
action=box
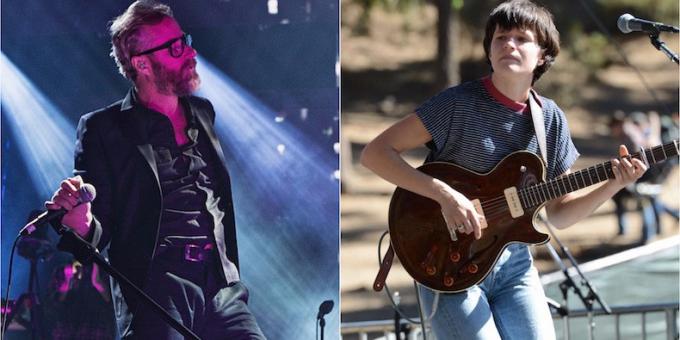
[386,140,678,292]
[388,151,550,292]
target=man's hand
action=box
[45,176,93,237]
[610,145,648,189]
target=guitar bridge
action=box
[503,187,524,218]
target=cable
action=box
[377,230,438,326]
[575,0,672,116]
[414,280,429,340]
[1,235,21,338]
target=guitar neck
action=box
[520,140,679,209]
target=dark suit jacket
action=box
[73,89,239,332]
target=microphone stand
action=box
[538,215,611,340]
[2,251,44,339]
[318,315,325,340]
[393,291,402,340]
[648,32,679,64]
[49,225,200,340]
[316,300,334,340]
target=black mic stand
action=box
[316,300,333,340]
[2,233,55,338]
[538,215,611,340]
[50,224,200,340]
[648,32,679,64]
[393,291,402,340]
[318,314,325,340]
[3,244,46,339]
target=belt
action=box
[156,242,215,263]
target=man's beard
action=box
[150,58,200,96]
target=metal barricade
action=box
[341,302,679,340]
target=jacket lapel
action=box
[117,90,161,185]
[193,103,229,168]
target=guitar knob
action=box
[467,264,478,274]
[426,265,437,276]
[443,275,454,287]
[421,245,439,276]
[449,251,461,262]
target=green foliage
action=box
[568,29,614,70]
[597,0,679,23]
[349,0,423,35]
[351,0,421,12]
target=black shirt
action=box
[134,94,240,282]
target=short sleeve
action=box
[415,88,457,154]
[548,104,579,178]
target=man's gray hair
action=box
[109,1,173,81]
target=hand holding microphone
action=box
[21,176,96,238]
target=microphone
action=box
[617,14,679,34]
[317,300,334,319]
[19,184,97,236]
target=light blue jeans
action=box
[418,244,555,340]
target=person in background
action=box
[45,261,114,340]
[610,110,678,242]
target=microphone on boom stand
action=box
[316,299,334,340]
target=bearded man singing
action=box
[45,1,266,338]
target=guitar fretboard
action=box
[518,141,679,209]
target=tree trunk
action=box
[435,0,460,88]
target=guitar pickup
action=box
[503,187,524,218]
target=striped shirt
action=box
[416,76,579,180]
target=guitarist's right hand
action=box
[435,179,483,240]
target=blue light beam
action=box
[196,56,339,340]
[1,53,75,198]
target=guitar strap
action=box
[373,244,394,291]
[529,90,548,164]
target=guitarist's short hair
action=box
[482,0,560,84]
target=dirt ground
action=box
[340,2,680,324]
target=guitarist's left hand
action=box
[609,145,648,189]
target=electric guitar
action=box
[387,141,679,292]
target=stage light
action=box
[195,56,339,339]
[276,143,286,155]
[267,0,279,15]
[1,52,75,310]
[0,53,75,198]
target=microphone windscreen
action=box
[317,300,334,318]
[78,183,97,203]
[617,13,634,34]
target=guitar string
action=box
[478,145,662,210]
[470,143,676,220]
[439,143,677,230]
